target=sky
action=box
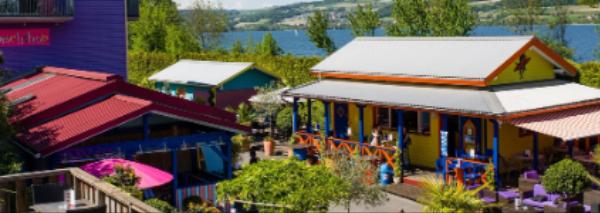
[174,0,320,10]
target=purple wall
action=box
[0,0,127,78]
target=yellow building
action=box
[284,36,600,187]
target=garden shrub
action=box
[144,198,176,213]
[542,159,590,200]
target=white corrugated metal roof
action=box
[148,60,254,86]
[312,36,535,80]
[283,80,600,115]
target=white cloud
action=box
[174,0,321,10]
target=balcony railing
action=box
[0,0,74,23]
[0,168,159,213]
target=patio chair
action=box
[519,170,541,195]
[522,184,562,210]
[31,183,68,204]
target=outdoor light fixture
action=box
[347,127,352,136]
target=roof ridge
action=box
[354,36,534,41]
[42,66,122,82]
[178,59,254,66]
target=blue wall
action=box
[221,68,277,91]
[0,0,128,78]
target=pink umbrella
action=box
[81,158,173,189]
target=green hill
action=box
[182,0,599,31]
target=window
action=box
[374,107,430,134]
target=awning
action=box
[510,105,600,141]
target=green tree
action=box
[428,0,476,36]
[500,0,543,35]
[256,33,283,56]
[386,0,475,37]
[323,151,387,213]
[577,61,600,88]
[164,25,199,54]
[128,0,196,52]
[0,56,22,175]
[578,0,599,7]
[217,159,350,212]
[186,0,228,50]
[386,0,429,36]
[542,159,590,201]
[251,84,283,138]
[307,11,336,54]
[230,40,245,55]
[347,4,380,37]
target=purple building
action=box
[0,0,138,78]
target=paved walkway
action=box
[328,192,423,213]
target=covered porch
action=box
[284,79,600,189]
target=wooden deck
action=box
[0,168,159,213]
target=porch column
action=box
[171,149,179,205]
[492,120,500,191]
[307,99,313,133]
[324,101,331,138]
[358,105,365,144]
[568,140,574,157]
[533,133,539,171]
[143,114,151,141]
[225,140,233,179]
[396,109,405,182]
[292,97,299,133]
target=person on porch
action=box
[369,126,383,147]
[402,127,412,172]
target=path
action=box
[328,192,423,213]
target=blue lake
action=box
[222,25,599,62]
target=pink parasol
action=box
[81,158,173,189]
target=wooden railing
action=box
[0,168,159,213]
[295,132,397,169]
[444,157,492,186]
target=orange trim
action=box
[505,100,600,120]
[484,39,535,83]
[313,72,487,87]
[484,37,578,84]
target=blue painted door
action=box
[334,103,349,138]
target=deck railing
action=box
[0,0,74,23]
[0,168,159,213]
[295,132,397,168]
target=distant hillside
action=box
[182,0,599,31]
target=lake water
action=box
[222,25,599,62]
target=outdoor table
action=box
[572,154,596,164]
[30,199,92,213]
[512,154,544,162]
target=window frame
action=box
[374,107,431,136]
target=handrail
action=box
[0,168,160,213]
[296,132,397,169]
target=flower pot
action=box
[263,140,275,157]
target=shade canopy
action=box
[81,158,173,189]
[510,105,600,141]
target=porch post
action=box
[568,140,574,157]
[292,97,299,133]
[324,101,331,138]
[143,114,151,141]
[396,109,404,182]
[533,133,539,171]
[171,149,179,205]
[358,105,365,145]
[307,99,313,133]
[225,140,233,179]
[492,120,500,191]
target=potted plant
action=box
[542,159,590,210]
[263,136,275,157]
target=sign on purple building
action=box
[0,0,134,79]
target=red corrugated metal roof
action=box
[20,95,151,155]
[511,105,600,141]
[3,66,249,156]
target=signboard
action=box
[0,28,50,47]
